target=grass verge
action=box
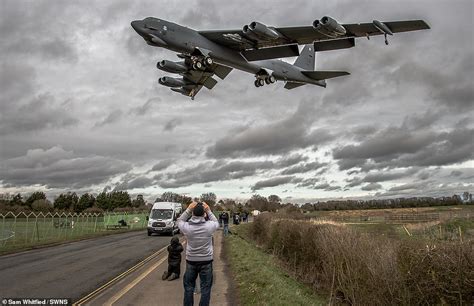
[226,224,325,306]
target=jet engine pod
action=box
[243,22,281,41]
[158,76,186,87]
[313,16,346,38]
[157,60,188,73]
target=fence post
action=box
[93,214,98,233]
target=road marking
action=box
[74,237,186,305]
[74,245,168,305]
[105,240,187,305]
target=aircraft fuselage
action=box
[131,17,324,86]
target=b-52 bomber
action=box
[131,16,429,99]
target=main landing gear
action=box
[191,56,213,70]
[254,75,276,87]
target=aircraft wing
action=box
[174,62,233,99]
[198,19,429,53]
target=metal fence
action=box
[0,211,148,252]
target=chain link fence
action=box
[0,211,148,253]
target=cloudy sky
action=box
[0,0,473,203]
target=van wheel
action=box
[147,231,152,236]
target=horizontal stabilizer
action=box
[314,38,355,52]
[302,70,350,81]
[242,44,299,61]
[284,82,306,90]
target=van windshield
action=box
[151,209,173,220]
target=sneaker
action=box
[167,273,178,281]
[162,271,169,280]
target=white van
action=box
[147,202,182,236]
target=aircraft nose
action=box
[131,20,146,35]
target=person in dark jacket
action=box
[220,211,230,236]
[162,236,184,281]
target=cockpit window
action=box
[144,23,159,30]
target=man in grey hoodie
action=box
[177,201,219,306]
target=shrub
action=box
[248,215,474,305]
[82,206,104,214]
[31,199,53,213]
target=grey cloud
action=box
[0,93,79,135]
[334,128,437,160]
[0,146,132,188]
[114,176,154,190]
[313,183,341,191]
[362,168,418,183]
[206,100,332,158]
[150,159,175,172]
[296,177,321,188]
[361,183,382,191]
[94,110,123,127]
[163,118,183,132]
[158,160,275,189]
[334,124,474,171]
[450,170,463,177]
[389,183,425,192]
[251,176,294,191]
[280,161,327,175]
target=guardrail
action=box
[0,211,148,252]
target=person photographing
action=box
[177,201,219,306]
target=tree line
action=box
[0,191,147,214]
[0,190,471,215]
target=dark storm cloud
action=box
[150,159,175,172]
[362,168,419,183]
[0,93,79,135]
[334,128,437,160]
[155,154,308,189]
[114,176,154,191]
[0,147,132,188]
[388,183,426,192]
[313,182,341,191]
[361,183,382,191]
[280,161,327,175]
[157,160,274,189]
[206,100,333,158]
[251,176,295,191]
[334,124,474,171]
[296,177,321,188]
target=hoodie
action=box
[167,236,184,266]
[177,208,219,262]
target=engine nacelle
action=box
[158,76,186,88]
[171,87,192,96]
[243,21,281,41]
[313,16,346,38]
[156,60,188,74]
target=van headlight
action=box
[148,221,153,226]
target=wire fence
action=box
[0,211,148,252]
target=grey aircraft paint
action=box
[131,17,429,99]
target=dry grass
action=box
[250,214,474,305]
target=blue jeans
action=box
[183,261,213,306]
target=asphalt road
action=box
[0,231,172,302]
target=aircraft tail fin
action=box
[301,70,350,81]
[293,44,315,70]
